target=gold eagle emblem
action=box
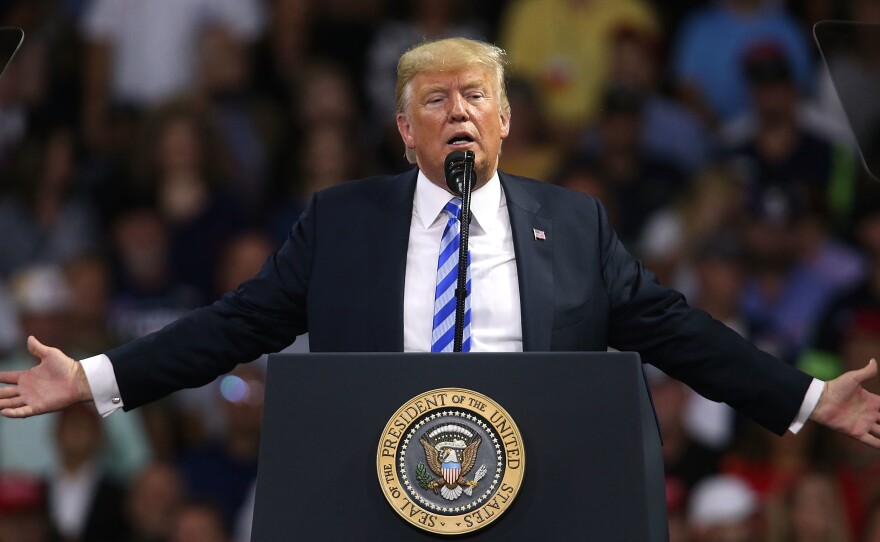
[419,424,483,501]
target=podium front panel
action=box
[252,352,667,541]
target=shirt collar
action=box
[414,169,502,234]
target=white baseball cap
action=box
[9,265,73,315]
[688,475,758,529]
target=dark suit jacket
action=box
[107,169,812,434]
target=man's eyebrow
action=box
[462,80,490,93]
[417,84,448,99]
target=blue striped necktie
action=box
[432,197,471,352]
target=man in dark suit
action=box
[1,38,879,446]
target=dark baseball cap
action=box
[742,42,793,85]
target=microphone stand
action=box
[452,152,474,352]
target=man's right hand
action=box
[0,336,93,418]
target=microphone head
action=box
[444,150,476,195]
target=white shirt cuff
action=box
[788,378,825,434]
[79,354,124,417]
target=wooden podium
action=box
[251,353,668,541]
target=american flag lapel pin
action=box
[533,228,546,241]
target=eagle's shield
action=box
[442,462,461,486]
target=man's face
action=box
[396,65,510,190]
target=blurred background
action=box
[1,0,880,541]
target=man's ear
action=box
[499,109,511,140]
[396,113,416,149]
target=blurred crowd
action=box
[1,0,880,541]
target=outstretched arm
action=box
[0,336,92,418]
[810,359,880,448]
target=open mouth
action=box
[447,135,475,145]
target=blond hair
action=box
[396,37,510,164]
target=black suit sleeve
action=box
[106,194,319,410]
[595,199,813,435]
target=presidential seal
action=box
[377,388,525,535]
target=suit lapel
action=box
[500,173,554,351]
[369,170,418,351]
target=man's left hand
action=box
[811,359,880,448]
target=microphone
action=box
[443,150,475,353]
[444,150,475,195]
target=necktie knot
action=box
[443,198,463,221]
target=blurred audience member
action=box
[722,422,832,504]
[259,0,314,92]
[79,0,265,150]
[722,43,858,233]
[0,473,55,542]
[0,265,150,482]
[170,501,228,542]
[79,104,143,228]
[270,115,370,246]
[306,1,385,97]
[215,232,276,297]
[366,0,485,130]
[124,462,184,542]
[646,366,720,492]
[303,122,362,189]
[740,186,842,363]
[137,400,191,462]
[63,253,115,355]
[639,167,744,293]
[691,236,749,337]
[500,0,659,141]
[107,208,201,343]
[793,196,865,296]
[0,126,99,280]
[289,60,360,139]
[607,27,712,174]
[0,265,72,475]
[268,60,365,238]
[553,157,609,200]
[48,403,126,542]
[725,50,853,152]
[497,78,562,182]
[195,25,284,215]
[176,365,263,530]
[688,474,765,542]
[130,100,247,303]
[766,472,852,542]
[672,0,813,128]
[801,153,880,383]
[576,85,691,246]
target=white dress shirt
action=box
[81,168,824,431]
[404,171,522,352]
